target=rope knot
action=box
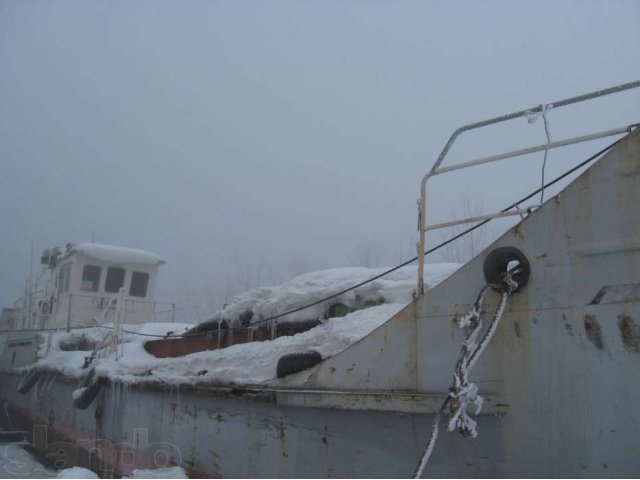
[413,274,515,478]
[500,271,519,294]
[446,379,483,438]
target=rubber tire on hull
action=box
[276,351,322,378]
[483,246,530,293]
[79,367,96,388]
[17,368,41,395]
[73,376,107,410]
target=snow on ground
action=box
[123,466,188,478]
[56,466,99,478]
[0,444,186,479]
[31,263,459,386]
[0,443,58,478]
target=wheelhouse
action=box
[41,243,166,329]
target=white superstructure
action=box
[12,243,166,331]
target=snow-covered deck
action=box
[30,263,460,386]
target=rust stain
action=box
[277,419,288,462]
[583,314,605,351]
[562,313,574,337]
[618,314,640,354]
[513,225,525,241]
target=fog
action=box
[1,0,639,323]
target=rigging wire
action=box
[0,134,630,339]
[539,104,553,203]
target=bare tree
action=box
[437,194,495,264]
[393,229,416,264]
[285,250,311,277]
[350,239,385,268]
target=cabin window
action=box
[58,264,71,293]
[105,267,126,293]
[81,265,101,292]
[129,272,149,297]
[63,264,71,291]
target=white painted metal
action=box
[111,287,125,356]
[3,245,166,334]
[415,80,640,297]
[432,126,630,176]
[424,207,537,231]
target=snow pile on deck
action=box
[95,303,405,385]
[73,243,165,265]
[35,328,110,377]
[34,323,193,377]
[203,263,459,327]
[33,263,459,386]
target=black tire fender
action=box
[79,367,96,389]
[483,246,530,293]
[276,351,322,378]
[73,376,107,410]
[17,368,41,395]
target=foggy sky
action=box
[1,0,639,321]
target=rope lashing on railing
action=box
[525,103,554,204]
[412,268,519,479]
[528,104,554,204]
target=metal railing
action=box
[415,80,640,296]
[68,292,177,324]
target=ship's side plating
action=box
[1,129,639,477]
[275,128,640,477]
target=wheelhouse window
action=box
[81,265,101,292]
[129,272,149,298]
[58,264,71,293]
[105,267,126,293]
